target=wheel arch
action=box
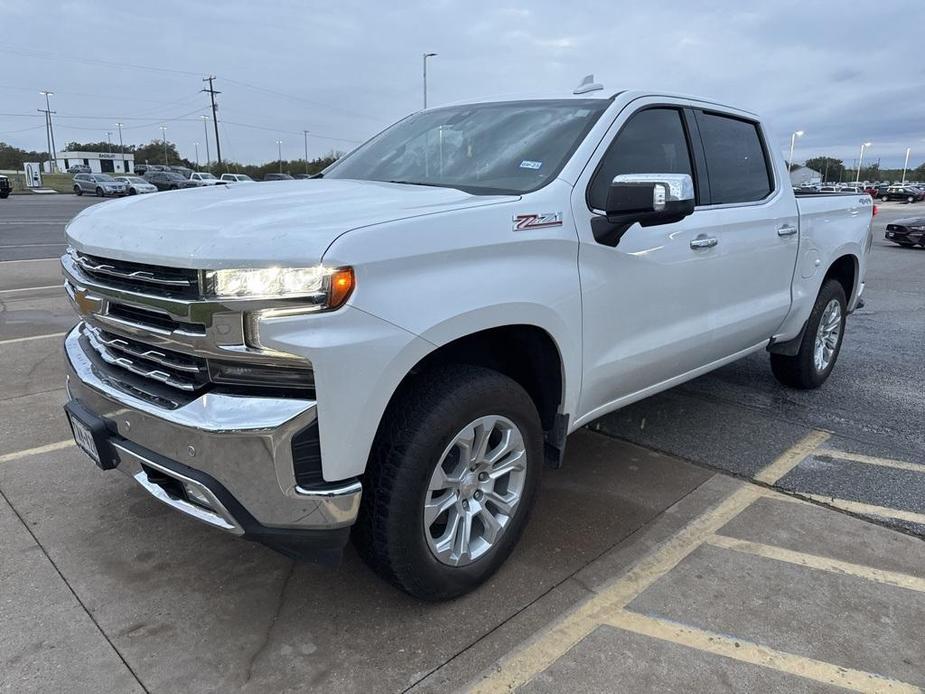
[824,253,858,306]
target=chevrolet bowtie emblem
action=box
[73,287,98,316]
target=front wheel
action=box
[354,364,542,600]
[907,196,915,204]
[74,186,82,196]
[95,187,104,197]
[128,188,137,195]
[770,279,847,389]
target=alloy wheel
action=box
[423,415,527,567]
[814,298,842,372]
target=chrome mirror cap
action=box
[613,173,695,211]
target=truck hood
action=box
[65,179,516,268]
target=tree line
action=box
[0,139,340,179]
[797,156,925,183]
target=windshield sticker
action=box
[519,160,543,170]
[513,212,563,231]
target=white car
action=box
[189,172,227,186]
[61,85,872,600]
[113,176,157,195]
[219,173,255,184]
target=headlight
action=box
[910,226,925,232]
[204,266,355,308]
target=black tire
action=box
[169,185,178,190]
[74,186,82,196]
[770,279,847,389]
[897,241,915,248]
[0,192,9,199]
[907,196,915,204]
[95,187,104,197]
[354,364,543,600]
[128,188,137,195]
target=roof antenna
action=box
[573,74,604,95]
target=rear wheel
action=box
[770,279,847,389]
[354,365,542,600]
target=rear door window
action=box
[696,112,773,204]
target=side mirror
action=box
[593,173,695,246]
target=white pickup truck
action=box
[62,85,873,599]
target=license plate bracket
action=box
[64,400,119,470]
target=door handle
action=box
[690,236,718,249]
[777,224,798,237]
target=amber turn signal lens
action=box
[328,268,355,309]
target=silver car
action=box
[73,173,128,197]
[113,175,158,195]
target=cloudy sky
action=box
[2,0,923,169]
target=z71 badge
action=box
[513,212,563,231]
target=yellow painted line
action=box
[802,494,925,527]
[470,431,832,692]
[603,610,921,694]
[815,449,924,474]
[0,331,67,346]
[754,430,831,484]
[0,439,74,464]
[707,534,925,593]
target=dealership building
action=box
[52,151,135,174]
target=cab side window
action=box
[696,112,772,204]
[588,108,694,211]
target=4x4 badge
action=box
[513,212,562,231]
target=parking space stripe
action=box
[706,534,925,593]
[0,439,74,464]
[0,284,63,295]
[814,449,925,474]
[754,430,831,484]
[802,494,925,527]
[469,431,832,692]
[0,331,67,346]
[602,610,921,694]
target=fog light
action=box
[182,481,213,509]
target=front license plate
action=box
[69,413,101,464]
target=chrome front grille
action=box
[70,249,201,299]
[84,324,209,392]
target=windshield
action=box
[324,99,609,195]
[198,172,216,179]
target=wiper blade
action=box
[386,180,449,188]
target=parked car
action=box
[263,173,294,181]
[879,185,924,203]
[113,176,158,195]
[67,165,91,174]
[219,173,255,184]
[144,171,201,191]
[72,173,128,197]
[61,87,873,600]
[189,172,227,186]
[135,164,168,176]
[0,174,11,199]
[884,217,925,248]
[169,166,194,179]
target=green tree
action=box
[0,142,46,169]
[803,156,846,183]
[64,141,134,153]
[133,140,193,168]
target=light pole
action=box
[901,147,911,185]
[106,131,112,153]
[114,122,125,162]
[788,130,804,171]
[200,115,211,170]
[855,142,871,185]
[303,130,309,174]
[160,126,168,165]
[423,52,437,109]
[40,90,57,172]
[194,142,200,169]
[276,140,283,173]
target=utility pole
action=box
[200,115,211,170]
[115,122,125,160]
[160,125,168,165]
[423,53,437,109]
[202,76,222,168]
[901,147,911,185]
[303,130,309,174]
[194,142,200,169]
[276,140,283,173]
[39,90,57,172]
[106,131,112,153]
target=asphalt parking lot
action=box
[1,194,923,692]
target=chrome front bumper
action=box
[64,325,362,537]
